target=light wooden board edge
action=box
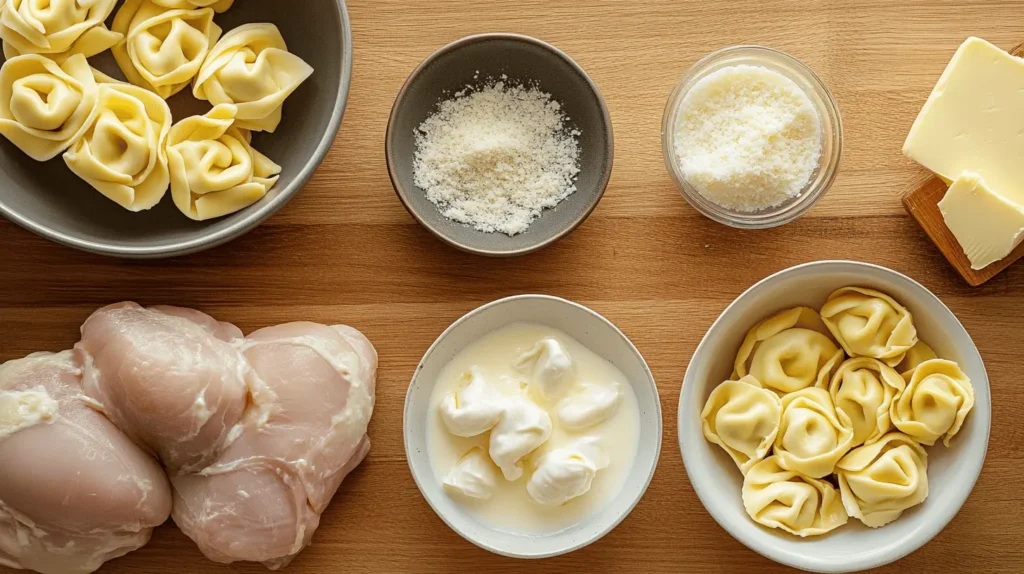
[901,40,1024,287]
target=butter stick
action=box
[903,37,1024,206]
[938,172,1024,270]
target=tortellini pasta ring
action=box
[825,357,904,447]
[890,359,974,447]
[0,53,98,161]
[775,387,855,478]
[701,375,782,474]
[820,286,918,367]
[112,0,222,99]
[896,340,938,380]
[742,456,848,537]
[167,104,282,221]
[193,23,314,133]
[63,82,172,211]
[835,432,929,528]
[0,0,122,62]
[733,306,844,395]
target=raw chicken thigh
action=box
[172,322,377,568]
[0,303,377,574]
[0,351,172,574]
[78,303,377,569]
[77,303,252,472]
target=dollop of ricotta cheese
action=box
[527,436,609,506]
[443,447,501,500]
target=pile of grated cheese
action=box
[674,65,822,212]
[413,80,581,236]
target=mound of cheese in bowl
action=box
[702,286,975,536]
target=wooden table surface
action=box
[2,1,1023,572]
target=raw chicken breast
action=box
[172,322,377,569]
[0,352,172,574]
[77,303,252,472]
[0,304,376,573]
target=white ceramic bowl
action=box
[404,295,662,558]
[679,260,991,573]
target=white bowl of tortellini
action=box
[0,0,352,257]
[679,260,991,573]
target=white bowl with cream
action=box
[405,295,661,558]
[679,260,991,572]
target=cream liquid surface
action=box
[427,322,641,534]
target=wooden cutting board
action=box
[901,40,1024,287]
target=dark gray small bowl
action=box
[386,33,613,257]
[0,0,352,258]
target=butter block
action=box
[938,172,1024,270]
[903,37,1024,205]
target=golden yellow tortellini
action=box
[891,359,974,447]
[0,0,122,62]
[111,0,222,99]
[167,104,281,221]
[705,285,976,537]
[825,358,904,446]
[701,376,782,474]
[741,456,848,537]
[774,387,854,478]
[897,340,938,379]
[193,23,314,133]
[835,433,929,528]
[151,0,234,12]
[820,287,918,366]
[733,307,844,395]
[64,82,171,211]
[0,53,97,161]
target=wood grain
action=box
[901,41,1024,287]
[2,1,1024,573]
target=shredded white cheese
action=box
[674,65,822,212]
[413,81,581,236]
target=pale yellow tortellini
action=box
[0,53,98,161]
[151,0,234,12]
[0,0,122,62]
[835,432,929,528]
[111,0,222,99]
[891,359,974,447]
[64,82,171,211]
[774,387,854,478]
[825,357,904,447]
[193,23,314,133]
[167,104,281,221]
[741,456,848,537]
[701,376,782,474]
[896,340,938,379]
[733,307,844,395]
[820,287,918,367]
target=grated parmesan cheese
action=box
[673,65,822,212]
[413,81,581,236]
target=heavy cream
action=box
[427,322,640,534]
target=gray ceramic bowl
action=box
[386,33,613,257]
[0,0,353,258]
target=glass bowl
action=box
[661,45,843,229]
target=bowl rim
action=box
[0,0,354,259]
[677,259,992,573]
[403,293,662,558]
[385,32,614,257]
